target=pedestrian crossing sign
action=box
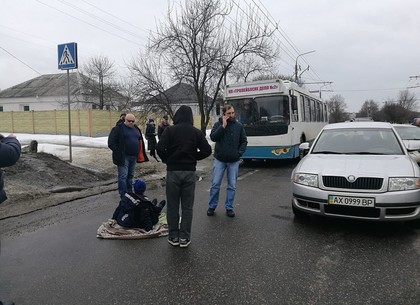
[58,42,78,70]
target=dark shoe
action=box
[156,200,166,209]
[179,238,191,248]
[167,237,179,246]
[207,208,215,216]
[226,209,235,217]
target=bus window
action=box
[291,95,299,122]
[300,95,305,122]
[304,97,311,122]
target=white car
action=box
[291,121,420,221]
[393,124,420,163]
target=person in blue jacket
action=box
[207,104,247,218]
[0,134,21,305]
[0,134,21,204]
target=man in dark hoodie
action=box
[207,104,247,218]
[156,105,211,248]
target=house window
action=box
[0,106,3,112]
[23,105,30,111]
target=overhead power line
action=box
[0,45,42,76]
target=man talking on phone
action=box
[207,104,247,218]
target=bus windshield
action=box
[227,95,290,126]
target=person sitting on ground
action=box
[112,179,166,231]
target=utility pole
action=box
[294,50,316,82]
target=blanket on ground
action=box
[96,213,168,239]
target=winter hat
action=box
[133,179,146,194]
[148,118,154,123]
[163,115,168,120]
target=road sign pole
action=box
[58,42,77,163]
[67,69,72,162]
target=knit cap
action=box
[133,179,146,194]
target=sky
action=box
[1,0,420,113]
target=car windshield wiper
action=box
[312,151,344,154]
[347,152,386,155]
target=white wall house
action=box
[0,73,124,112]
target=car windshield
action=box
[311,128,405,155]
[394,126,420,140]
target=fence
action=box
[0,109,210,137]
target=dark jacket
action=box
[157,121,169,140]
[145,123,157,151]
[0,136,22,204]
[108,123,149,166]
[156,105,211,171]
[112,192,161,231]
[210,117,248,162]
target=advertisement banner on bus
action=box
[225,81,285,98]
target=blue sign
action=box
[58,42,78,70]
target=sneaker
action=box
[226,209,235,217]
[207,208,215,216]
[167,237,179,246]
[179,238,191,248]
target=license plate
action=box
[328,195,375,207]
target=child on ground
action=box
[112,179,165,231]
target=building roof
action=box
[141,83,205,105]
[0,73,82,98]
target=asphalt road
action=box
[1,159,419,305]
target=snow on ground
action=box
[1,131,213,160]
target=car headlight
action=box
[388,177,420,191]
[292,173,318,187]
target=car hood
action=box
[295,154,418,177]
[402,140,420,151]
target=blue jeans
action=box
[208,159,240,210]
[117,155,137,198]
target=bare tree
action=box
[79,55,120,110]
[397,89,417,112]
[142,0,279,132]
[128,51,176,119]
[357,99,380,120]
[326,94,349,123]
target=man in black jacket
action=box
[108,113,148,199]
[156,105,211,248]
[207,104,247,218]
[0,134,21,305]
[0,134,21,204]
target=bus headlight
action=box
[293,173,318,187]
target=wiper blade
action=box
[312,151,343,154]
[347,152,386,155]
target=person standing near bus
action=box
[207,104,247,218]
[157,105,211,247]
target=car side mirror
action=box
[299,142,310,157]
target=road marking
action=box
[238,169,259,180]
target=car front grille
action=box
[322,176,383,190]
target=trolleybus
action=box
[224,79,328,161]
